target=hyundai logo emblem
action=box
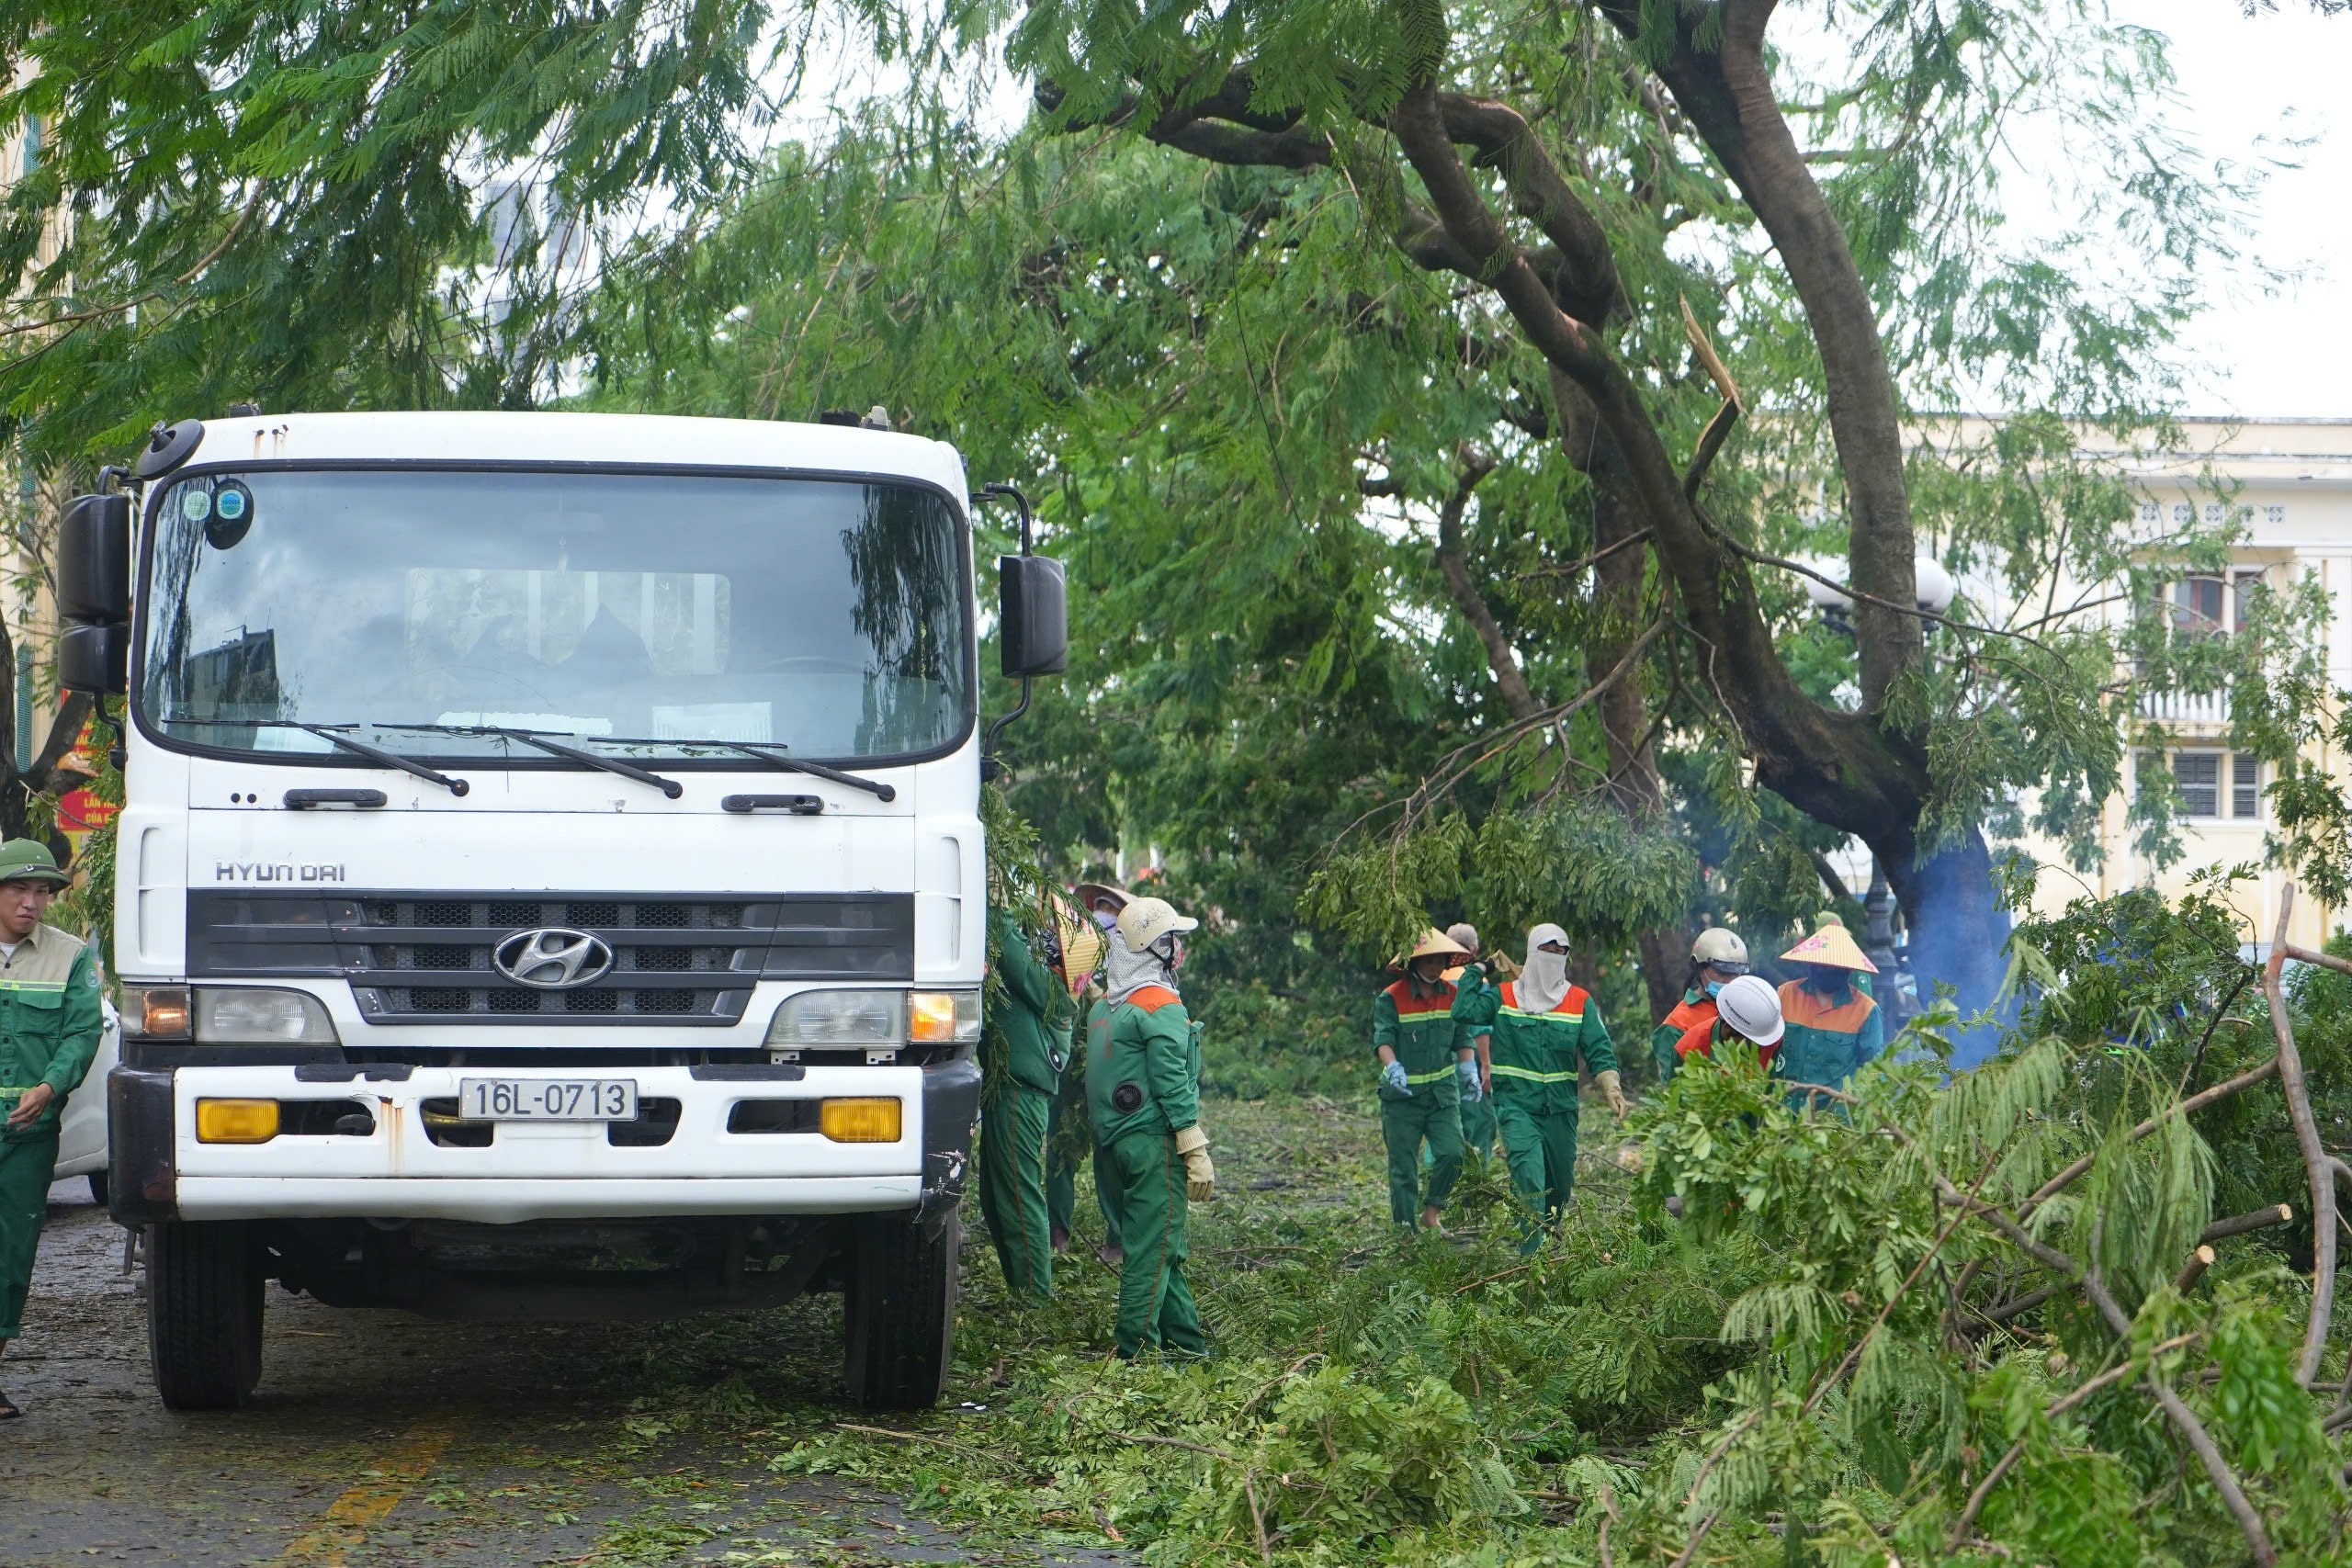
[492,927,616,989]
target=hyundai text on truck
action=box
[52,410,1067,1411]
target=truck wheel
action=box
[85,1170,108,1207]
[148,1221,264,1410]
[842,1211,957,1410]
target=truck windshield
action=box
[139,468,971,762]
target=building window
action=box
[2172,575,2224,638]
[2142,750,2262,820]
[2265,504,2286,525]
[2175,751,2219,816]
[2156,566,2264,641]
[2173,502,2193,525]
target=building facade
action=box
[2010,418,2352,952]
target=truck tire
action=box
[842,1211,957,1410]
[148,1221,264,1410]
[85,1170,108,1207]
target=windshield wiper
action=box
[716,742,896,802]
[289,724,471,796]
[166,718,471,796]
[368,722,684,799]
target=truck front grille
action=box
[186,889,916,1027]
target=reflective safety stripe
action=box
[1489,1064,1577,1083]
[0,979,65,992]
[1404,1066,1454,1085]
[1497,1006,1584,1025]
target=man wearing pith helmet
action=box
[1373,928,1480,1232]
[1774,922,1883,1107]
[1085,895,1214,1357]
[0,840,104,1421]
[1651,927,1748,1089]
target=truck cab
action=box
[57,411,1062,1412]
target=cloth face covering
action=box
[1102,928,1175,1007]
[1517,922,1574,1013]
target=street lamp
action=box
[1803,554,1956,637]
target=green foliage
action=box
[752,888,2352,1568]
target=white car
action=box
[53,1001,120,1204]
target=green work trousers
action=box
[978,1082,1055,1298]
[1493,1101,1578,1255]
[1380,1095,1464,1226]
[1457,1093,1497,1164]
[1103,1131,1206,1358]
[1047,1089,1123,1253]
[0,1131,59,1340]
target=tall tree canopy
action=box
[3,0,2340,1023]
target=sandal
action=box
[0,1391,21,1420]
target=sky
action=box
[772,2,2342,420]
[2067,0,2348,419]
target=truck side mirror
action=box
[60,622,129,695]
[999,555,1068,677]
[58,492,131,623]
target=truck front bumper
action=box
[108,1058,981,1225]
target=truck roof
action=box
[180,411,972,504]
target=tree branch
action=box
[2262,885,2336,1384]
[1430,449,1544,722]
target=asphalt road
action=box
[2,1180,1121,1568]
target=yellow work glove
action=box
[1596,1069,1627,1120]
[1173,1124,1215,1202]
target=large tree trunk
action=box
[1552,370,1690,1023]
[1596,0,1921,707]
[1067,21,2017,1020]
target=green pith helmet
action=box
[0,839,70,888]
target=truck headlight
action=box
[125,984,192,1041]
[908,990,981,1046]
[198,988,340,1044]
[126,986,339,1044]
[766,989,901,1046]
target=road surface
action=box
[2,1180,1118,1567]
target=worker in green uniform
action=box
[1774,922,1883,1108]
[1374,929,1478,1231]
[1650,927,1748,1089]
[1440,922,1498,1163]
[1068,881,1140,1265]
[1811,910,1872,998]
[1086,896,1214,1357]
[0,840,104,1421]
[978,895,1088,1298]
[1452,923,1623,1253]
[1046,886,1114,1257]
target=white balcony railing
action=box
[2139,690,2231,728]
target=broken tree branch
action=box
[2261,885,2335,1384]
[2199,1204,2293,1246]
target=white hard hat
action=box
[1715,974,1784,1046]
[1115,896,1198,953]
[1690,927,1749,971]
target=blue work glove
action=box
[1381,1060,1411,1096]
[1456,1058,1481,1101]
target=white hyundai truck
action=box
[54,410,1066,1412]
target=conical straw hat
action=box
[1046,891,1106,999]
[1072,881,1130,915]
[1393,926,1474,969]
[1780,922,1878,972]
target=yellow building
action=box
[2011,418,2351,952]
